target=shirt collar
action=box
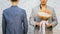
[11,6,18,7]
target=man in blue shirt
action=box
[2,0,28,34]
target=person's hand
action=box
[47,23,52,27]
[36,22,40,26]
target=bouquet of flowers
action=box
[37,9,52,34]
[37,9,52,20]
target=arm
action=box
[2,11,6,34]
[47,9,58,28]
[29,16,36,27]
[51,9,58,28]
[29,9,37,27]
[29,9,42,27]
[23,10,28,34]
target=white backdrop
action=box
[0,0,60,34]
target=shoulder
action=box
[18,7,26,12]
[21,8,26,14]
[47,5,56,15]
[31,5,40,14]
[18,7,26,14]
[47,5,54,11]
[47,5,56,14]
[18,7,25,11]
[3,7,10,14]
[32,5,40,11]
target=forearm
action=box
[51,21,58,28]
[52,9,58,27]
[23,18,28,34]
[47,16,58,28]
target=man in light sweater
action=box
[28,0,58,34]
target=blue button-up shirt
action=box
[2,6,28,34]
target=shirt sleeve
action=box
[51,9,58,28]
[29,9,36,27]
[23,10,28,34]
[2,10,7,34]
[48,9,58,28]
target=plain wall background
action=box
[0,0,60,34]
